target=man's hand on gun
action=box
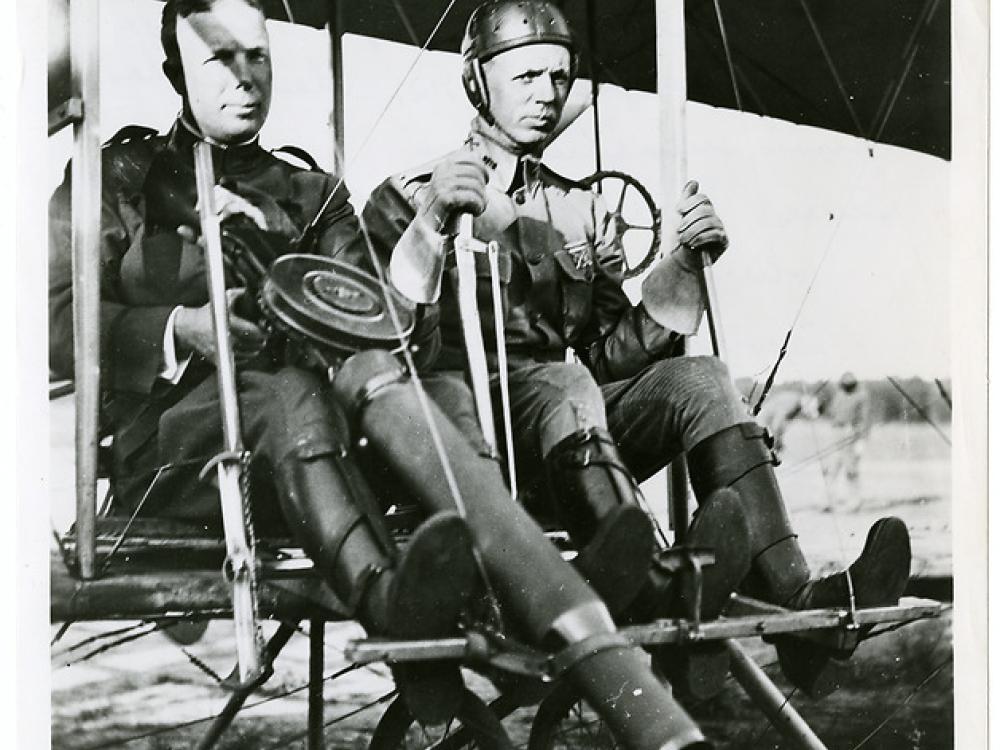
[419,154,489,236]
[173,183,280,365]
[174,288,266,365]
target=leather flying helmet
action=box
[461,1,577,120]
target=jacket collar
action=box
[468,118,543,196]
[167,116,264,177]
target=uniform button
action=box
[527,252,544,264]
[514,192,526,205]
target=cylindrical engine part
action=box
[567,645,710,750]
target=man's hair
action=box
[160,0,264,91]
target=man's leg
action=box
[605,356,911,694]
[501,362,656,615]
[252,367,480,722]
[245,368,475,627]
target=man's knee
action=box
[251,366,349,463]
[640,356,748,447]
[531,362,604,411]
[516,363,607,457]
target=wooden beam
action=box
[50,551,349,622]
[69,0,102,580]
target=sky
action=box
[46,0,954,382]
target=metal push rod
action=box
[726,639,828,750]
[308,619,326,750]
[195,623,298,750]
[192,141,264,684]
[656,0,692,540]
[70,0,102,580]
[585,0,603,175]
[327,0,345,175]
[454,214,498,452]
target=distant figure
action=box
[757,389,820,458]
[822,372,872,511]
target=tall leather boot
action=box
[624,487,752,700]
[273,448,477,723]
[544,428,655,616]
[686,422,911,696]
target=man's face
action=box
[482,43,571,148]
[175,0,272,144]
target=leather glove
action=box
[640,180,727,334]
[418,154,488,234]
[674,180,728,268]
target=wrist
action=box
[672,244,702,273]
[173,307,194,355]
[417,202,449,235]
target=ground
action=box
[48,398,952,749]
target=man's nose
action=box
[231,54,254,87]
[533,75,558,103]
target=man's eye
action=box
[248,50,269,64]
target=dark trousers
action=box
[430,355,749,493]
[112,367,345,530]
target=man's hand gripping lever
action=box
[192,140,266,688]
[641,180,729,359]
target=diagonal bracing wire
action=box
[78,663,364,749]
[710,0,743,111]
[870,0,942,143]
[885,376,951,446]
[934,377,952,411]
[850,655,953,750]
[796,0,867,140]
[262,689,398,750]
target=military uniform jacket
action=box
[362,126,685,384]
[48,120,382,474]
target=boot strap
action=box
[346,562,387,617]
[688,422,777,497]
[548,428,639,496]
[550,632,629,678]
[752,533,800,561]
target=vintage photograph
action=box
[38,0,975,748]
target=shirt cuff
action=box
[160,306,194,384]
[388,215,447,304]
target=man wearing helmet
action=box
[363,0,913,695]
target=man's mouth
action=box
[523,113,557,129]
[226,102,260,115]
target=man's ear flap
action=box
[163,59,185,96]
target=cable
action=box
[78,663,364,749]
[850,655,952,749]
[796,0,867,139]
[262,689,398,750]
[885,376,951,446]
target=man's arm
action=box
[48,164,178,393]
[360,176,445,370]
[576,182,728,384]
[573,194,686,384]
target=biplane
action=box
[47,0,952,748]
